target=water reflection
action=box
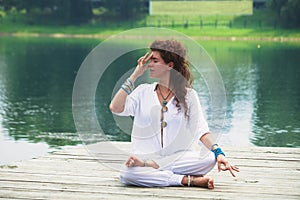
[203,41,300,147]
[0,37,299,163]
[251,45,300,147]
[0,37,97,149]
[205,44,259,146]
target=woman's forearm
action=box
[145,160,159,169]
[199,132,215,150]
[109,89,128,113]
[109,74,138,113]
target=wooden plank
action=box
[0,142,299,200]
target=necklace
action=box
[158,85,172,107]
[158,84,172,149]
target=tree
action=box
[280,0,300,27]
[1,0,23,11]
[51,0,93,24]
[1,0,50,13]
[70,0,93,24]
[102,0,148,19]
[268,0,300,28]
[1,0,93,25]
[267,0,288,18]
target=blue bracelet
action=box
[212,147,225,159]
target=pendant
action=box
[163,100,167,106]
[161,121,167,128]
[161,106,168,112]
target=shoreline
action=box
[1,32,300,42]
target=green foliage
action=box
[0,0,300,29]
[0,0,93,25]
[101,0,148,19]
[0,0,149,24]
[267,0,300,28]
[280,0,300,28]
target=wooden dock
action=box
[0,142,299,200]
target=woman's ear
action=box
[168,62,174,69]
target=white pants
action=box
[120,151,216,187]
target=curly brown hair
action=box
[150,40,193,118]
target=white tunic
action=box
[115,83,210,160]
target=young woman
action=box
[110,40,239,189]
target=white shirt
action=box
[114,83,209,158]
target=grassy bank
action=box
[1,24,299,41]
[0,10,299,40]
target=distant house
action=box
[253,0,267,9]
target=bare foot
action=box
[192,176,214,189]
[182,175,214,189]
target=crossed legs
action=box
[120,151,216,189]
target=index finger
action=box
[229,167,236,177]
[144,52,153,63]
[221,163,236,177]
[228,164,240,177]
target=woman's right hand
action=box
[125,155,145,167]
[125,155,159,169]
[130,52,153,82]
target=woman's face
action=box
[148,51,171,79]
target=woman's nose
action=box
[148,61,153,67]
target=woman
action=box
[110,40,239,189]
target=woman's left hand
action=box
[217,155,240,177]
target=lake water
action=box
[0,36,299,164]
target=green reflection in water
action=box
[0,37,100,147]
[0,37,299,148]
[201,41,300,147]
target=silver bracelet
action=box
[187,175,191,187]
[121,78,135,95]
[126,78,134,88]
[121,85,131,95]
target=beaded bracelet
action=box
[121,78,135,95]
[212,147,225,159]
